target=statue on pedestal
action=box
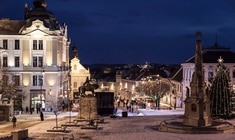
[78,77,99,97]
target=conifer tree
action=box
[209,57,231,119]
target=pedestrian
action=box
[36,103,38,112]
[26,106,29,113]
[20,106,23,114]
[30,108,33,114]
[12,116,17,128]
[113,107,118,115]
[40,111,44,121]
[62,102,65,111]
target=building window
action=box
[3,56,8,67]
[33,40,37,50]
[33,75,38,86]
[233,85,235,93]
[74,82,77,88]
[39,40,43,50]
[33,75,43,86]
[33,56,43,67]
[14,75,20,86]
[15,40,20,50]
[3,40,8,49]
[39,75,43,86]
[191,104,197,112]
[233,70,235,78]
[2,75,8,86]
[33,57,37,67]
[38,57,43,67]
[208,72,213,82]
[74,65,77,71]
[33,40,43,50]
[15,56,20,67]
[208,72,213,78]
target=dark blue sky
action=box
[1,0,235,64]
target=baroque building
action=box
[70,45,90,100]
[0,0,70,112]
[181,38,235,107]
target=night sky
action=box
[1,0,235,64]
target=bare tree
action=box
[0,74,17,103]
[0,69,20,117]
[136,78,171,108]
[46,94,58,111]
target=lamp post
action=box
[140,78,145,98]
[0,47,6,105]
[156,74,160,109]
[68,89,72,123]
[40,68,45,111]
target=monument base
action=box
[79,97,98,120]
[157,117,234,134]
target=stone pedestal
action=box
[183,99,212,126]
[0,104,11,121]
[11,129,28,140]
[79,97,97,120]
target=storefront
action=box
[30,89,45,112]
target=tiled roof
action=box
[173,43,235,82]
[185,44,235,63]
[0,19,25,35]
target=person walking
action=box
[40,111,44,121]
[12,116,17,128]
[26,106,29,113]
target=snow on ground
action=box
[2,108,235,140]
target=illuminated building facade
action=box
[70,45,90,100]
[181,41,235,107]
[0,0,70,111]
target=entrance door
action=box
[30,92,45,112]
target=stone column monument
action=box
[183,32,212,127]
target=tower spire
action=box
[24,3,28,20]
[72,44,79,58]
[33,0,47,8]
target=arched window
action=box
[233,70,235,78]
[74,65,77,71]
[73,82,77,88]
[191,104,197,112]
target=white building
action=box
[70,45,90,100]
[181,41,235,107]
[0,0,70,112]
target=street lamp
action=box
[40,68,45,111]
[155,74,160,109]
[0,47,6,104]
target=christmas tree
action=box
[209,57,232,119]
